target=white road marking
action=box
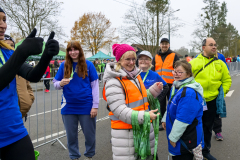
[32,130,66,144]
[236,74,240,76]
[28,108,61,118]
[226,90,234,97]
[31,116,109,144]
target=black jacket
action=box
[151,49,179,71]
[54,60,59,68]
[136,50,142,67]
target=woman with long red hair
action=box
[53,41,99,160]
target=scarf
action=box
[0,40,14,51]
[172,77,207,111]
[122,66,139,79]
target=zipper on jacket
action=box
[161,57,164,76]
[206,58,211,99]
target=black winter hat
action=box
[0,7,5,14]
[4,34,15,47]
[160,38,169,44]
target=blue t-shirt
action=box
[0,47,28,148]
[54,60,98,115]
[217,53,229,70]
[140,70,167,89]
[237,57,240,62]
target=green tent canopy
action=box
[86,51,115,61]
[15,40,66,60]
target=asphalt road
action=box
[26,75,240,160]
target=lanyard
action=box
[70,66,76,78]
[0,49,6,67]
[142,70,149,83]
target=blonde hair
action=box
[116,51,136,71]
[0,40,15,51]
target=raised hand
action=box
[44,31,59,56]
[17,28,44,57]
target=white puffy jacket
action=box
[103,63,160,160]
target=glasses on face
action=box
[124,58,136,62]
[172,70,187,75]
[138,58,150,62]
[204,44,218,47]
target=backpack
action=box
[16,76,35,120]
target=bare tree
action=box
[9,31,24,43]
[189,14,208,52]
[119,2,183,54]
[1,0,64,38]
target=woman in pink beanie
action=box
[103,44,163,160]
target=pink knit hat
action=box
[112,44,136,62]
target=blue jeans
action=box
[62,114,96,159]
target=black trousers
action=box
[0,135,35,160]
[202,98,217,154]
[172,153,194,160]
[44,79,50,90]
[159,83,172,117]
[213,115,222,133]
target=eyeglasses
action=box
[172,70,187,75]
[204,44,218,47]
[124,58,136,62]
[138,58,150,62]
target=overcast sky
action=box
[8,0,239,52]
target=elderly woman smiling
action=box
[103,44,163,160]
[138,51,169,121]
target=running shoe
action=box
[215,132,223,141]
[203,153,217,160]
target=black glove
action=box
[17,31,59,82]
[17,28,44,58]
[44,31,59,56]
[0,28,44,90]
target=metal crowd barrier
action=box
[26,73,108,149]
[227,62,240,76]
[25,61,238,150]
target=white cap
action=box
[138,51,153,59]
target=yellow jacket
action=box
[190,54,232,102]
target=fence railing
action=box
[27,61,238,150]
[227,62,240,76]
[27,73,107,149]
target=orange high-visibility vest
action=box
[155,53,175,84]
[103,75,149,130]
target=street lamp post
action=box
[168,9,180,44]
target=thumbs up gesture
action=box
[44,31,59,56]
[17,28,44,57]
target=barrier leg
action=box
[51,138,67,150]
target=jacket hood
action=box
[103,62,141,83]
